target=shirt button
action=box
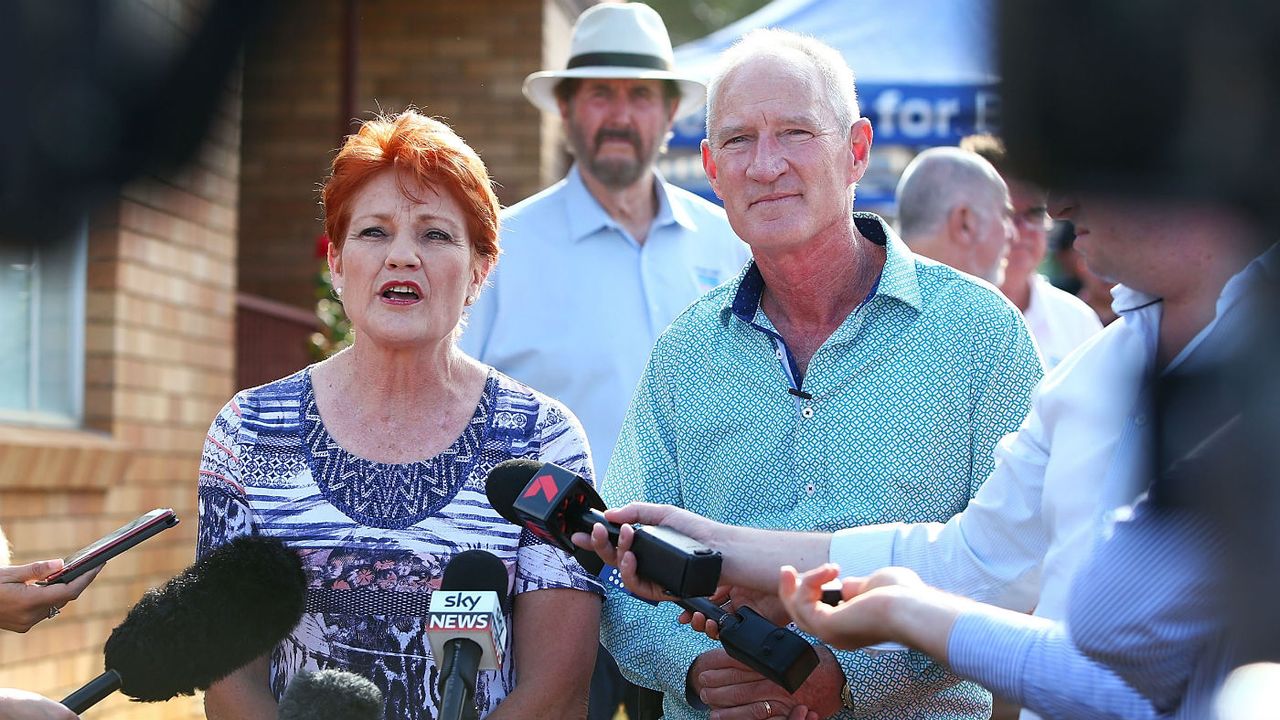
[801,407,814,419]
[1134,414,1148,427]
[805,482,816,495]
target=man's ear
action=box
[847,117,873,183]
[947,205,975,246]
[701,139,724,200]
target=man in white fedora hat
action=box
[458,3,747,719]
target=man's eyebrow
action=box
[714,123,751,140]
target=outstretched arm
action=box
[779,564,1158,720]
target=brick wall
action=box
[237,0,560,314]
[1,1,583,714]
[0,1,240,716]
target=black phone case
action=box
[47,513,180,584]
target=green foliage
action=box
[644,0,773,45]
[310,263,353,360]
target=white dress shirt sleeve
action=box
[829,395,1054,612]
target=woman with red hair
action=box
[198,109,602,720]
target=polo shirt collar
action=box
[721,212,923,324]
[563,164,691,244]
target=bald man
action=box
[896,147,1016,285]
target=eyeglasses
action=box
[1012,205,1052,229]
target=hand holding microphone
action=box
[485,459,722,598]
[485,460,819,693]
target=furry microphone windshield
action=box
[61,534,306,713]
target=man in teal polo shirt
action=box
[598,29,1043,720]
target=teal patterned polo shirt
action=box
[601,214,1044,719]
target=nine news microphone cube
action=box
[510,463,599,551]
[427,591,508,670]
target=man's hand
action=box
[690,647,838,720]
[0,687,78,719]
[0,560,102,633]
[680,584,791,640]
[778,563,923,651]
[569,503,729,602]
[571,521,672,603]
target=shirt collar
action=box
[862,213,923,311]
[721,212,922,324]
[563,163,691,244]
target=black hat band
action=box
[566,52,671,72]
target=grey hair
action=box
[705,28,859,143]
[895,147,1007,240]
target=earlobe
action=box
[327,242,343,281]
[471,256,494,295]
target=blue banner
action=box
[670,83,1001,149]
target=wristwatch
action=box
[840,678,856,710]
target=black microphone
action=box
[61,535,306,713]
[675,597,819,694]
[485,459,722,598]
[485,460,818,692]
[428,550,509,720]
[277,669,384,720]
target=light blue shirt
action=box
[945,247,1277,719]
[460,165,749,477]
[602,215,1044,720]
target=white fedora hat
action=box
[523,3,706,119]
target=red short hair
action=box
[322,110,499,263]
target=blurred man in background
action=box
[894,146,1014,287]
[961,135,1102,368]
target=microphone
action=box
[60,535,306,713]
[428,550,509,720]
[676,596,819,694]
[277,669,383,720]
[485,460,818,692]
[485,459,722,598]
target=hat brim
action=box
[523,67,707,120]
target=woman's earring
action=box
[464,294,476,306]
[334,286,343,298]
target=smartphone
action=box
[40,508,180,584]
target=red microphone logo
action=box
[523,474,559,503]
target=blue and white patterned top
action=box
[459,164,749,478]
[197,367,603,720]
[600,214,1044,720]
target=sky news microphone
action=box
[60,535,305,714]
[277,669,383,720]
[485,459,721,598]
[428,549,509,720]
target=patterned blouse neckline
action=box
[300,367,497,529]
